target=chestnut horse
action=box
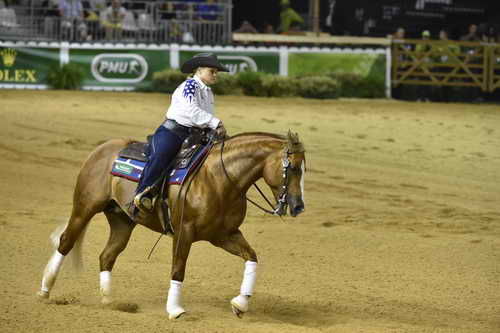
[37,131,306,319]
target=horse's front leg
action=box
[166,224,194,320]
[211,230,258,318]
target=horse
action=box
[37,131,306,319]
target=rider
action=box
[133,53,229,214]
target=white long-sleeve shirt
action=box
[164,74,220,130]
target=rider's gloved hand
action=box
[216,122,227,139]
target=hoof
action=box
[167,306,186,320]
[37,290,49,300]
[230,295,248,318]
[101,296,113,305]
[231,305,245,318]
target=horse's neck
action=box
[217,138,283,192]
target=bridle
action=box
[219,137,297,217]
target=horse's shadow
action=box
[216,292,343,329]
[217,291,500,331]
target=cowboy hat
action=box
[180,53,229,74]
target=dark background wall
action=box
[232,0,499,39]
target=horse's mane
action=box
[224,131,305,154]
[226,132,286,141]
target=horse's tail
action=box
[49,221,88,273]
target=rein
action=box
[219,137,290,217]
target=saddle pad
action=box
[110,144,210,185]
[111,158,145,182]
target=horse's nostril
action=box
[291,204,304,216]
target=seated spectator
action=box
[415,30,433,102]
[460,24,480,42]
[234,20,258,34]
[59,0,88,41]
[89,0,106,12]
[40,0,59,16]
[198,0,220,21]
[102,0,127,41]
[156,1,176,20]
[433,29,459,102]
[479,24,496,43]
[82,0,99,40]
[279,0,304,34]
[390,26,405,39]
[263,22,275,34]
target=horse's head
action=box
[264,131,306,217]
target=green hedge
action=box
[151,69,385,99]
[47,63,84,90]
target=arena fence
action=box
[489,44,500,92]
[0,1,232,45]
[392,39,500,92]
[0,41,389,96]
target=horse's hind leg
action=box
[211,230,258,318]
[99,202,136,304]
[38,204,100,299]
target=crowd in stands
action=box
[233,0,303,35]
[390,23,500,102]
[16,0,227,42]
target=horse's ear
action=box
[286,130,304,153]
[287,129,299,144]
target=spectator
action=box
[433,29,459,102]
[82,0,99,40]
[279,0,303,34]
[234,20,258,34]
[102,0,127,41]
[479,24,496,43]
[460,24,480,42]
[391,26,405,39]
[263,22,275,34]
[198,0,220,21]
[59,0,88,41]
[156,1,176,20]
[391,27,413,100]
[415,30,433,102]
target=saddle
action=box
[110,131,213,234]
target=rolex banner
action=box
[0,47,60,86]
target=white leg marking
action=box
[231,261,258,316]
[38,250,65,298]
[100,271,113,304]
[166,280,186,320]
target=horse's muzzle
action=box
[288,196,305,217]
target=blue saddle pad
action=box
[111,144,210,186]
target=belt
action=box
[162,119,191,139]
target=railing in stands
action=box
[0,0,232,44]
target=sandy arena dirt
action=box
[0,90,499,333]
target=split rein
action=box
[218,136,291,217]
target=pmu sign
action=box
[91,53,148,83]
[218,56,257,74]
[179,51,280,74]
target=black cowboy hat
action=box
[180,53,229,74]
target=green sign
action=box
[289,53,385,80]
[69,49,169,88]
[0,47,60,85]
[179,51,280,74]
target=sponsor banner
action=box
[179,50,280,74]
[69,49,169,88]
[288,53,386,80]
[0,47,60,85]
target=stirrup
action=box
[134,192,154,213]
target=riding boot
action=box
[134,125,185,213]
